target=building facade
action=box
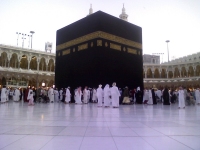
[143,53,200,88]
[0,44,55,88]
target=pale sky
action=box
[0,0,200,62]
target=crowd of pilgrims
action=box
[0,83,200,109]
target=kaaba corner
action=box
[55,11,143,89]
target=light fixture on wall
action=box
[42,82,45,87]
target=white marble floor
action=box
[0,102,200,150]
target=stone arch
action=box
[48,59,54,72]
[48,80,54,87]
[20,55,28,69]
[30,56,37,70]
[161,68,166,78]
[0,52,8,67]
[39,57,46,71]
[196,65,200,76]
[1,77,6,86]
[30,78,36,87]
[154,68,160,78]
[181,67,187,77]
[168,71,173,78]
[10,53,18,68]
[174,67,180,78]
[188,66,194,77]
[39,79,47,87]
[28,80,32,86]
[147,68,152,78]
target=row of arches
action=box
[144,65,200,78]
[0,52,55,72]
[0,76,54,88]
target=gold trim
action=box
[62,49,70,55]
[128,48,137,55]
[56,31,142,51]
[78,43,88,51]
[110,43,121,51]
[105,42,108,47]
[97,40,102,46]
[91,42,93,47]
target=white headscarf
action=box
[104,84,109,90]
[137,87,140,91]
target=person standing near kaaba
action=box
[110,82,120,108]
[65,87,71,104]
[1,85,7,103]
[24,86,30,102]
[54,88,59,102]
[178,86,185,109]
[83,86,88,104]
[59,88,63,102]
[97,85,103,107]
[48,87,54,103]
[61,88,66,103]
[152,88,157,104]
[104,84,111,107]
[75,87,82,104]
[135,87,143,104]
[92,88,97,103]
[28,86,34,106]
[163,87,170,105]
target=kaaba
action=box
[55,11,143,90]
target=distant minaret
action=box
[88,4,93,15]
[119,4,128,21]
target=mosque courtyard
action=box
[0,102,200,150]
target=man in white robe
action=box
[54,88,59,102]
[97,85,103,107]
[6,88,10,101]
[156,89,162,102]
[1,85,7,103]
[59,88,63,102]
[147,89,153,104]
[92,88,97,103]
[65,87,71,103]
[143,88,149,104]
[178,87,185,109]
[48,87,54,103]
[83,86,88,104]
[28,88,34,106]
[104,84,111,107]
[75,87,82,104]
[110,82,120,108]
[195,88,200,105]
[87,89,91,103]
[13,88,21,102]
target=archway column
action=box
[193,66,196,76]
[178,68,181,77]
[159,71,162,78]
[152,72,154,78]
